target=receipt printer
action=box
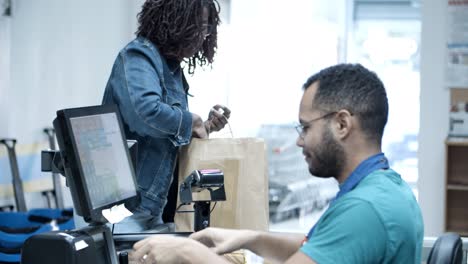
[22,224,118,264]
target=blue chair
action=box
[27,208,75,230]
[0,208,75,263]
[0,212,55,249]
[0,212,52,263]
[0,251,20,263]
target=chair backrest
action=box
[427,232,463,264]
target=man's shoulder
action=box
[343,169,416,207]
[338,168,423,232]
[349,169,408,198]
[306,169,423,264]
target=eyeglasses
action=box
[295,112,337,138]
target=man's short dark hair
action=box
[303,63,388,144]
[136,0,220,74]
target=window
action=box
[350,0,421,198]
[187,0,421,233]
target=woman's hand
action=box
[191,113,208,139]
[204,104,231,133]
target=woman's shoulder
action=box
[121,37,162,57]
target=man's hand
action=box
[191,113,208,139]
[129,235,196,264]
[204,104,231,133]
[128,235,229,264]
[189,227,256,255]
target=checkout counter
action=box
[21,105,225,264]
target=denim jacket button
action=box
[177,136,183,141]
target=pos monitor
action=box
[53,104,138,224]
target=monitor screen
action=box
[69,112,136,209]
[54,104,138,223]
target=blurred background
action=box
[0,0,428,234]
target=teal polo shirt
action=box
[300,169,424,264]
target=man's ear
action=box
[332,110,353,140]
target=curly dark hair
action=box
[303,64,389,144]
[136,0,220,74]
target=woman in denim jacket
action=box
[101,0,230,232]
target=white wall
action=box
[0,15,10,137]
[5,0,137,141]
[0,0,141,207]
[418,0,448,236]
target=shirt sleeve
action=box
[300,199,387,264]
[111,45,192,146]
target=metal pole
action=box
[0,138,27,211]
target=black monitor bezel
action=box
[53,104,138,224]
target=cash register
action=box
[22,105,156,264]
[21,105,225,264]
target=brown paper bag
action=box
[175,138,269,232]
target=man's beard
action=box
[309,127,345,179]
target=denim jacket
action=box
[102,37,192,221]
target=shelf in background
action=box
[446,138,468,146]
[447,184,468,191]
[446,230,468,237]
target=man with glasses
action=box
[129,64,423,264]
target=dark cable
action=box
[210,202,217,213]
